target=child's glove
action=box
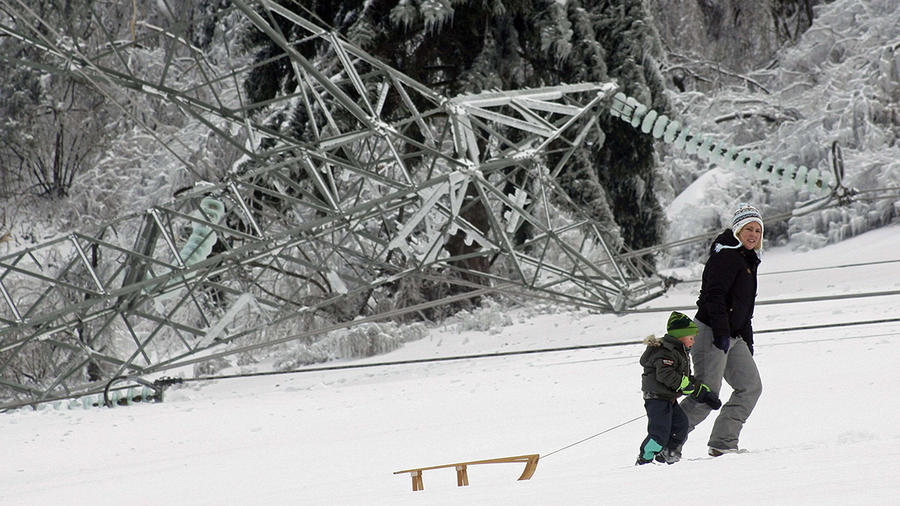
[679,376,705,396]
[680,376,721,409]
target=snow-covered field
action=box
[2,223,899,505]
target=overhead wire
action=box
[4,294,897,412]
[674,257,900,285]
[172,312,900,383]
[625,287,900,314]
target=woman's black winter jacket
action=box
[640,334,691,401]
[695,229,761,349]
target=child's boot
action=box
[636,438,663,465]
[654,448,681,464]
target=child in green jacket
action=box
[636,312,722,465]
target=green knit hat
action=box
[667,311,698,338]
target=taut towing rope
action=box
[540,414,647,460]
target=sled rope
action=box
[541,414,646,459]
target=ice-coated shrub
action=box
[274,321,429,370]
[194,357,231,377]
[443,298,513,334]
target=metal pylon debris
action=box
[0,1,665,408]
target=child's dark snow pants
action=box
[640,398,689,461]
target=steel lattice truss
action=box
[0,0,665,408]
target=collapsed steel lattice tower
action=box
[0,0,666,408]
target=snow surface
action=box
[2,223,899,505]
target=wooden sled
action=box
[394,454,540,491]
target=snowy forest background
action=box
[0,0,898,367]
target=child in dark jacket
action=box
[636,312,722,465]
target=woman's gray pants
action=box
[679,319,763,451]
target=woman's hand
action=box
[714,335,730,352]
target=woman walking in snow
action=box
[678,203,764,457]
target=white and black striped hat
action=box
[731,203,764,249]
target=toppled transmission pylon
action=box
[0,1,664,408]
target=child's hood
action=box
[642,335,662,347]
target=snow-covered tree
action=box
[0,0,109,199]
[242,0,672,258]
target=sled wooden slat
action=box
[394,454,540,491]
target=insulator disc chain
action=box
[31,376,180,411]
[610,93,833,195]
[32,386,160,411]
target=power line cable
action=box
[625,287,900,314]
[756,316,900,334]
[671,258,900,284]
[4,312,896,411]
[128,315,900,384]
